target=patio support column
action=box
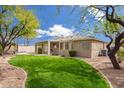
[69,41,72,50]
[63,42,65,50]
[48,41,51,55]
[58,41,60,55]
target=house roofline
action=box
[35,37,108,45]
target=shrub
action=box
[117,49,124,61]
[69,50,76,57]
[0,45,3,55]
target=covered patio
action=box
[35,40,72,56]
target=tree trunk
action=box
[1,48,6,58]
[26,38,29,46]
[108,52,121,69]
[1,44,12,58]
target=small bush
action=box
[0,45,3,55]
[69,50,76,57]
[117,49,124,61]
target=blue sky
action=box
[17,5,110,45]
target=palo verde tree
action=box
[101,20,122,69]
[0,5,39,55]
[85,5,124,69]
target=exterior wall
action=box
[59,40,107,58]
[35,40,107,58]
[91,41,107,58]
[72,40,92,58]
[18,45,35,53]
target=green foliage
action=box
[101,20,122,40]
[9,55,110,88]
[69,50,76,57]
[117,49,124,61]
[14,6,39,38]
[102,20,121,35]
[0,6,15,25]
[0,5,39,41]
[0,45,3,55]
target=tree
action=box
[102,20,122,69]
[86,5,124,69]
[0,5,39,55]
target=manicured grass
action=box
[9,55,110,88]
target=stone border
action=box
[76,58,113,88]
[89,64,113,88]
[10,65,27,88]
[86,61,113,88]
[7,56,27,88]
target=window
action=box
[81,41,90,50]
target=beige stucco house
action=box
[35,36,108,58]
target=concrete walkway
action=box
[82,57,124,88]
[0,55,26,88]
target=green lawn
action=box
[9,55,110,88]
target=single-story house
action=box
[35,36,108,58]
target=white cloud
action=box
[36,29,50,35]
[49,24,74,37]
[36,24,75,38]
[36,29,50,38]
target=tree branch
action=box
[106,6,124,27]
[6,23,27,46]
[90,5,106,12]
